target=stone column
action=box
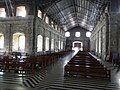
[49,31,51,51]
[42,28,46,52]
[8,24,12,53]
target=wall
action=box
[109,12,120,60]
[90,10,120,61]
[90,12,108,60]
[0,16,66,55]
[66,26,90,51]
[35,17,66,54]
[0,16,34,54]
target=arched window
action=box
[0,33,4,49]
[51,21,54,28]
[59,40,61,50]
[12,33,25,52]
[51,39,54,50]
[45,16,49,24]
[61,41,63,50]
[86,32,91,37]
[65,32,70,37]
[38,10,42,19]
[45,37,49,51]
[75,32,80,37]
[37,35,43,52]
[55,25,57,30]
[16,6,26,17]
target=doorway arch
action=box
[12,32,25,52]
[37,35,43,52]
[72,41,83,51]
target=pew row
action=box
[0,50,72,73]
[65,65,110,78]
[64,51,111,78]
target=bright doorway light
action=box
[72,41,83,51]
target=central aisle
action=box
[27,51,119,90]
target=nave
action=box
[0,51,120,90]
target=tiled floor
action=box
[0,50,120,90]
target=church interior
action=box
[0,0,119,90]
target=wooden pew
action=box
[68,62,104,67]
[65,65,110,78]
[70,60,100,64]
[0,50,72,73]
[64,51,110,78]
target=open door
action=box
[72,41,83,51]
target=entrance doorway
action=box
[72,41,83,51]
[12,32,25,52]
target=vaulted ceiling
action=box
[39,0,109,31]
[0,0,109,31]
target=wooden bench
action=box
[65,65,110,78]
[64,51,110,78]
[68,62,104,67]
[70,59,100,64]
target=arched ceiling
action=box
[0,0,109,31]
[39,0,109,31]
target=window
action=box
[58,27,60,32]
[45,37,49,51]
[45,16,49,24]
[0,8,6,17]
[37,35,43,52]
[59,40,61,50]
[0,33,4,49]
[13,33,25,52]
[19,35,25,51]
[98,31,101,53]
[75,32,80,37]
[95,35,98,52]
[86,32,91,37]
[51,21,54,27]
[51,39,54,50]
[61,41,63,50]
[16,6,26,17]
[65,32,70,37]
[55,25,57,30]
[38,10,42,18]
